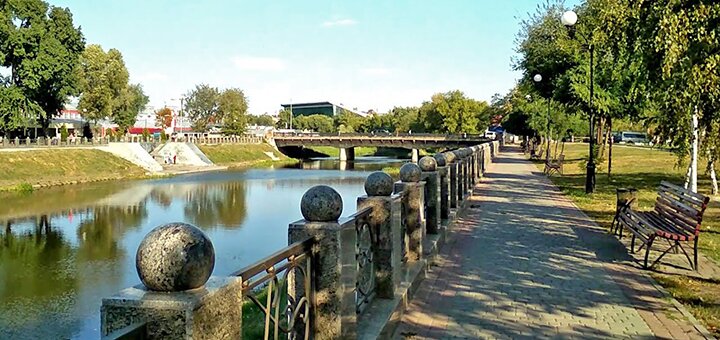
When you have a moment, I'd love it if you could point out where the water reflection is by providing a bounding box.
[0,156,401,338]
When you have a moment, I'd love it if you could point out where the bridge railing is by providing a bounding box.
[273,131,487,139]
[100,141,500,339]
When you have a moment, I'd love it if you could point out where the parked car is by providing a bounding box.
[484,130,497,139]
[613,131,648,145]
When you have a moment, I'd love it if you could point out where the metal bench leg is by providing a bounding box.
[676,241,694,271]
[630,234,636,253]
[643,236,655,269]
[694,238,699,271]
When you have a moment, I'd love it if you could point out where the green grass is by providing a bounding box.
[198,143,292,166]
[382,166,400,181]
[0,149,147,191]
[307,146,378,157]
[535,143,720,335]
[653,275,720,335]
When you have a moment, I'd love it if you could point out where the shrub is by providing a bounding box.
[60,125,69,142]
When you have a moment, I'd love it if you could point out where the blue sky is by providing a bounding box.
[51,0,579,114]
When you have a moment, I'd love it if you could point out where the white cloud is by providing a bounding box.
[322,18,357,27]
[231,56,286,71]
[359,67,394,76]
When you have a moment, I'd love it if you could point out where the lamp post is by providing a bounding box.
[562,10,595,194]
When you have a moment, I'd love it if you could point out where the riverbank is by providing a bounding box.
[198,143,297,168]
[0,149,150,192]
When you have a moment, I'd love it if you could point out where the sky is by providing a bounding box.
[50,0,580,115]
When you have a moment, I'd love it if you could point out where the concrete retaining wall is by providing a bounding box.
[155,142,213,166]
[102,143,163,173]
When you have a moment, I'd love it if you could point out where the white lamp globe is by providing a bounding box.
[561,10,578,26]
[533,74,543,82]
[525,95,532,101]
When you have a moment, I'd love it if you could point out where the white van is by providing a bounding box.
[484,130,497,139]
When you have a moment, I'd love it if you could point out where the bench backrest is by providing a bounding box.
[653,181,711,236]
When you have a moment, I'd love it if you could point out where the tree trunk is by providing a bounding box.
[691,107,699,193]
[684,163,692,189]
[710,157,718,195]
[608,117,613,178]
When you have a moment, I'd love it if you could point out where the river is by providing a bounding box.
[0,156,403,339]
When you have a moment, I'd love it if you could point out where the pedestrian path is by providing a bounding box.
[395,149,705,339]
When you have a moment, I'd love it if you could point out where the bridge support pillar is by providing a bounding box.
[411,149,420,163]
[339,147,355,161]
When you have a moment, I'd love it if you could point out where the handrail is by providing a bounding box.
[231,236,313,279]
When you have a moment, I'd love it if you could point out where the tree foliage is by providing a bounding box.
[418,90,489,134]
[0,0,85,135]
[183,84,219,131]
[218,88,249,135]
[155,107,173,129]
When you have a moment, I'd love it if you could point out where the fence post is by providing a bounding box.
[453,150,464,204]
[419,156,440,234]
[289,185,357,339]
[100,223,242,339]
[357,172,401,299]
[393,163,425,262]
[446,152,458,209]
[434,153,450,220]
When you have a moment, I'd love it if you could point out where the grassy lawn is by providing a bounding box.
[307,146,377,157]
[534,143,720,334]
[0,149,146,192]
[199,143,293,167]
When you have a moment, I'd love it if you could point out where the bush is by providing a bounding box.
[160,131,168,142]
[60,125,69,142]
[142,128,151,140]
[15,182,34,193]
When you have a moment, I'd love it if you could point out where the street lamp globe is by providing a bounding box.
[533,74,543,83]
[561,10,578,27]
[525,94,532,101]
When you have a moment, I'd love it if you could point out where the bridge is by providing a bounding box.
[273,133,490,161]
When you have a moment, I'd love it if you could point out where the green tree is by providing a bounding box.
[248,114,275,126]
[333,109,367,133]
[217,88,248,135]
[276,108,292,129]
[0,0,85,135]
[388,106,420,133]
[114,83,149,133]
[76,45,129,123]
[418,90,486,134]
[294,114,334,133]
[183,84,219,131]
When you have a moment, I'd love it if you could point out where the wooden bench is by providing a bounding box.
[530,148,543,160]
[543,155,565,176]
[616,181,710,270]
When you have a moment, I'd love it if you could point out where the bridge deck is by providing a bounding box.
[394,149,704,339]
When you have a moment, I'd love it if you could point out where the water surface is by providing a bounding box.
[0,157,402,339]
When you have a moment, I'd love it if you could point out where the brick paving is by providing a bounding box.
[395,149,706,339]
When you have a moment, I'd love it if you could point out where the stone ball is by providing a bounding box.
[136,223,215,292]
[433,153,447,167]
[453,150,464,159]
[301,185,343,221]
[399,162,422,182]
[463,148,472,157]
[364,171,394,196]
[444,152,457,164]
[418,156,437,172]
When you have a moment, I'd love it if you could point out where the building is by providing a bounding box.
[280,101,366,117]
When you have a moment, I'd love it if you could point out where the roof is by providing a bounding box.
[280,101,334,109]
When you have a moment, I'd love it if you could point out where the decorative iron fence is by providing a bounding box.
[232,237,314,340]
[350,207,376,314]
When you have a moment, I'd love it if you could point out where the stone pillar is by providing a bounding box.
[358,172,402,298]
[419,156,440,234]
[289,186,357,339]
[339,147,355,161]
[411,148,420,163]
[434,153,450,220]
[446,152,458,209]
[102,223,242,339]
[393,163,425,262]
[454,150,464,203]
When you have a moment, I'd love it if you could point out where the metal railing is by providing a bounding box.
[350,207,376,314]
[232,237,314,340]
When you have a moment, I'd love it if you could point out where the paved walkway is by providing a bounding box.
[395,149,705,339]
